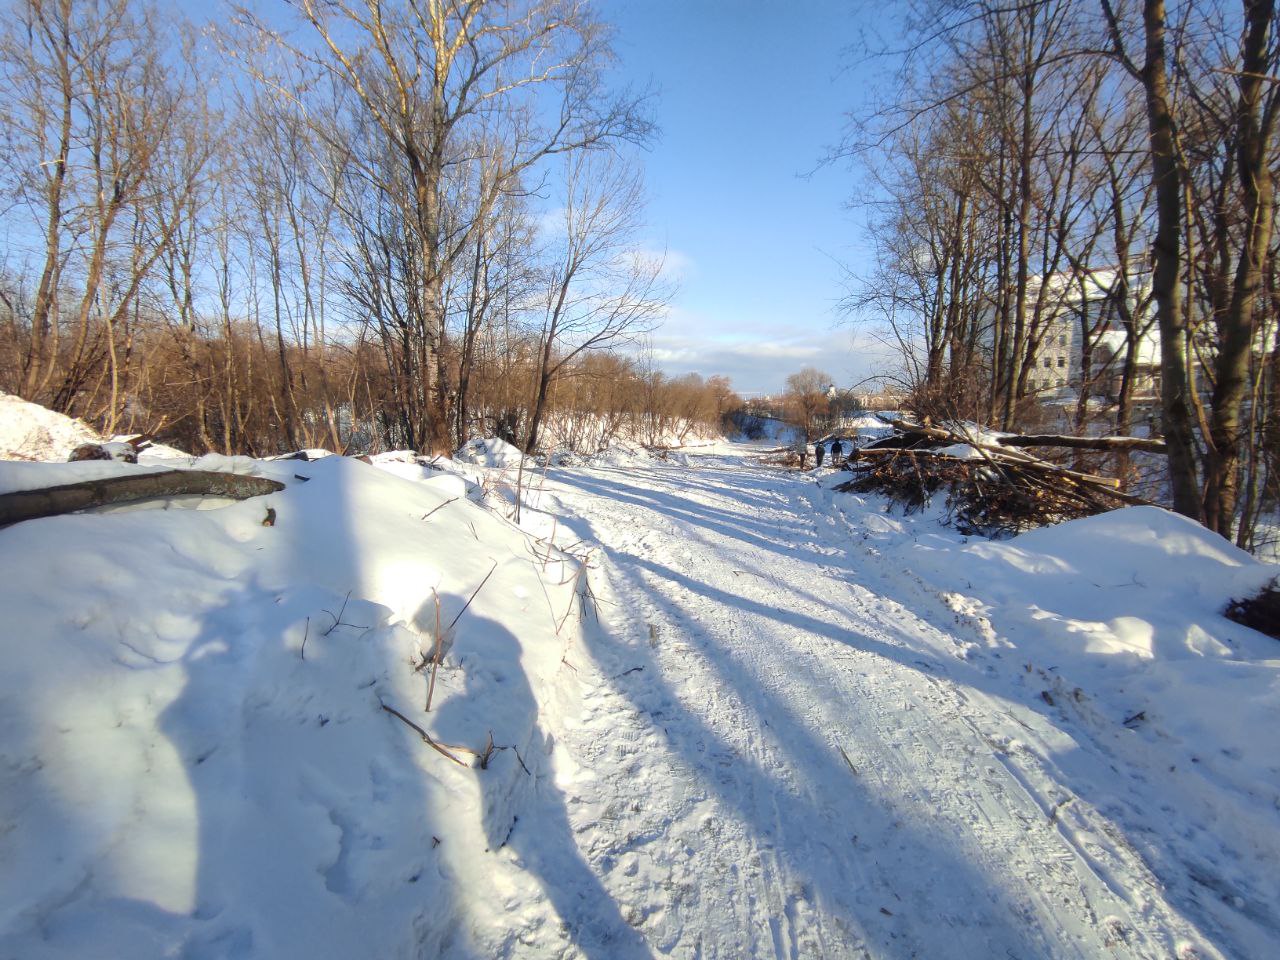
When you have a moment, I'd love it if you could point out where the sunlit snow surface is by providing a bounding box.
[1,438,1277,959]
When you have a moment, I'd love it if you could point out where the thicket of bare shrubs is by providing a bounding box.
[0,309,736,456]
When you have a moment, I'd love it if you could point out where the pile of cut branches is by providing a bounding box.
[1225,577,1280,640]
[833,419,1153,538]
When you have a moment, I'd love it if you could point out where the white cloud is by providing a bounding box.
[626,321,895,396]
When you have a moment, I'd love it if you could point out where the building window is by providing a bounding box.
[1057,356,1065,368]
[1043,357,1052,368]
[1059,334,1067,346]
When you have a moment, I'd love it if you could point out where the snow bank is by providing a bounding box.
[843,412,892,432]
[0,454,586,957]
[821,485,1280,950]
[0,392,99,461]
[0,391,195,463]
[593,438,655,468]
[455,436,530,469]
[831,494,1279,788]
[945,508,1280,794]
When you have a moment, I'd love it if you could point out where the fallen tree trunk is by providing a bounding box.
[871,420,1125,488]
[881,418,1165,456]
[0,470,285,528]
[996,433,1167,454]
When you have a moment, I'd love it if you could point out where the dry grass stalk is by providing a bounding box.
[380,702,469,766]
[424,590,443,711]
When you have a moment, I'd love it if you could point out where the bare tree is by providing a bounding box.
[524,154,670,452]
[784,367,833,443]
[0,0,207,423]
[233,0,651,453]
[1101,0,1201,517]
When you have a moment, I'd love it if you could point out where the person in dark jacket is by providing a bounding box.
[814,440,826,468]
[830,438,844,465]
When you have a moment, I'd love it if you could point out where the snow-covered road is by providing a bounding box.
[513,447,1224,959]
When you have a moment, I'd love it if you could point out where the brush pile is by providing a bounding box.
[1225,577,1280,640]
[833,419,1154,538]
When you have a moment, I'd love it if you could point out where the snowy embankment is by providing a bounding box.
[0,390,191,462]
[0,392,100,460]
[0,445,589,957]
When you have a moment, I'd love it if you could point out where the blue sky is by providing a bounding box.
[599,0,885,396]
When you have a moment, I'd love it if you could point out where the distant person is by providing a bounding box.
[830,438,844,465]
[793,434,808,469]
[814,441,826,468]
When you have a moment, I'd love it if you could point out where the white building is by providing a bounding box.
[1001,269,1160,405]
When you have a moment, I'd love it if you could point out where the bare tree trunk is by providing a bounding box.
[1105,0,1202,517]
[1204,0,1278,538]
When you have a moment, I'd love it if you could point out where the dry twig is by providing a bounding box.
[380,703,468,766]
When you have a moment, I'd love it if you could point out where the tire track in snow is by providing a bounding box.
[530,450,1215,959]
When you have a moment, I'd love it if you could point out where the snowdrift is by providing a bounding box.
[0,391,100,461]
[454,436,530,469]
[1,390,191,463]
[826,490,1280,794]
[947,507,1280,798]
[822,483,1280,951]
[0,453,587,957]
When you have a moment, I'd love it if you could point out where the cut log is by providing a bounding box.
[0,470,285,528]
[882,418,1166,457]
[996,434,1167,454]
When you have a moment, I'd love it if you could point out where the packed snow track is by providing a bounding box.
[509,446,1239,960]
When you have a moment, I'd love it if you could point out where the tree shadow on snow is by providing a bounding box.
[152,456,460,959]
[548,459,1205,958]
[431,618,652,960]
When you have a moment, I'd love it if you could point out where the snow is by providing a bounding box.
[0,391,99,461]
[592,438,656,468]
[842,413,891,431]
[2,422,1278,959]
[0,390,194,464]
[934,441,983,459]
[0,453,586,958]
[815,485,1280,958]
[455,436,530,469]
[521,451,1278,957]
[892,504,1280,809]
[109,435,191,461]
